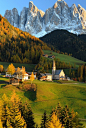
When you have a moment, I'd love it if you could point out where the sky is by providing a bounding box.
[0,0,86,16]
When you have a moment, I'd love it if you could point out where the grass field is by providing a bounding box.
[0,76,86,127]
[43,50,86,68]
[0,61,35,71]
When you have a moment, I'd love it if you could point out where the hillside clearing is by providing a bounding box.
[43,50,86,68]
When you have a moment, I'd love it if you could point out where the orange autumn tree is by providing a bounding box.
[0,65,4,73]
[30,72,34,85]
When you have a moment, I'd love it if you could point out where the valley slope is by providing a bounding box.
[40,29,86,61]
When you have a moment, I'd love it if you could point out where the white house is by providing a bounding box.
[6,72,12,77]
[39,73,52,81]
[14,72,28,81]
[6,67,28,81]
[45,73,52,81]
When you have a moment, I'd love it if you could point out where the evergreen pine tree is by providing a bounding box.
[19,102,35,128]
[1,94,10,128]
[55,103,62,120]
[40,111,48,128]
[71,110,84,128]
[9,92,26,128]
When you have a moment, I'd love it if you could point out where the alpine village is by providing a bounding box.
[1,0,86,128]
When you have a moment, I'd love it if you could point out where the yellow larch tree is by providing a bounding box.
[10,91,26,128]
[30,72,34,85]
[46,112,64,128]
[21,66,26,81]
[16,67,21,82]
[7,63,15,77]
[0,65,4,72]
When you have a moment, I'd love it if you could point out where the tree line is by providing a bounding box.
[69,64,86,82]
[35,56,73,73]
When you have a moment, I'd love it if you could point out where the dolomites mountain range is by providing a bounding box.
[4,0,86,37]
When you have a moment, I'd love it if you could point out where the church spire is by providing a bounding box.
[53,59,56,70]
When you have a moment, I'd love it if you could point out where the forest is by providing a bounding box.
[40,29,86,61]
[0,15,50,64]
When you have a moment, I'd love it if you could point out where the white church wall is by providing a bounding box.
[59,70,65,77]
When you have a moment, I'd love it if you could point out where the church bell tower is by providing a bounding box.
[52,60,56,79]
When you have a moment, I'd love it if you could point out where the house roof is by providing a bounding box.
[28,72,37,75]
[13,72,28,75]
[45,73,52,76]
[48,55,55,58]
[55,70,63,75]
[40,73,45,76]
[40,73,52,77]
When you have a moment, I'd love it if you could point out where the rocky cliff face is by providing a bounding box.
[4,8,19,28]
[4,0,86,37]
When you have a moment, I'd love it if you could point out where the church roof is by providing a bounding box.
[55,70,62,75]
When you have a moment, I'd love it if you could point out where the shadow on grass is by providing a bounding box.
[24,90,36,101]
[1,84,6,88]
[0,80,9,88]
[0,80,9,84]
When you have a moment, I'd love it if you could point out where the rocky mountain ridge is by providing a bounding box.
[4,0,86,37]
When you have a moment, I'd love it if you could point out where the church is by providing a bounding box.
[39,60,65,81]
[52,60,65,80]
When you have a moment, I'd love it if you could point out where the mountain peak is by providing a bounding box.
[29,1,33,4]
[77,4,86,11]
[4,0,86,37]
[58,0,64,1]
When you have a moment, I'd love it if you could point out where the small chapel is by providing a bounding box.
[52,60,65,80]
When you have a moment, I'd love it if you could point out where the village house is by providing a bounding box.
[39,73,52,81]
[48,55,55,59]
[6,67,28,81]
[43,54,55,59]
[43,54,48,58]
[10,78,19,85]
[14,72,28,81]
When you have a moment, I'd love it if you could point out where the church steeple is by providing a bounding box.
[52,60,56,79]
[52,60,56,70]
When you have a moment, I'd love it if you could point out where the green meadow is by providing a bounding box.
[43,50,86,68]
[0,75,86,127]
[0,61,35,71]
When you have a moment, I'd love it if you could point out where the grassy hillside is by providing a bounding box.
[40,29,86,61]
[0,76,86,127]
[0,61,35,72]
[43,50,86,68]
